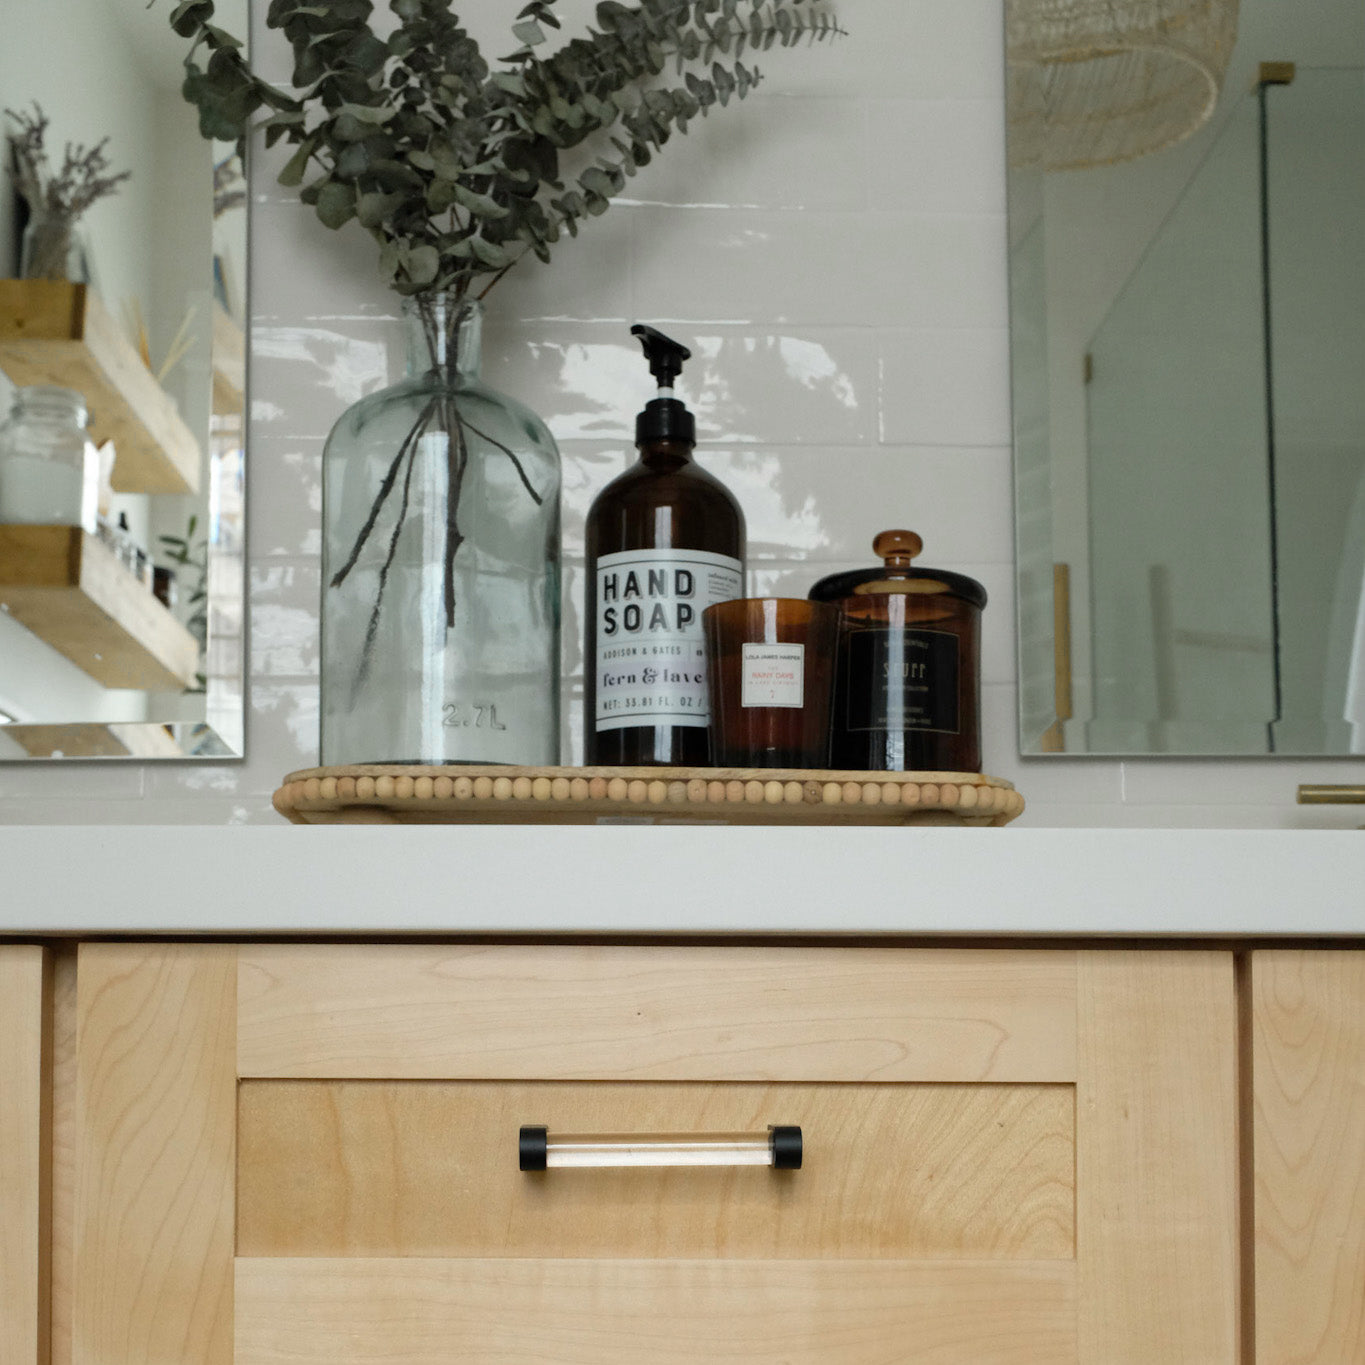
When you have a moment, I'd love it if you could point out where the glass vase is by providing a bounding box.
[19,212,91,282]
[320,293,561,766]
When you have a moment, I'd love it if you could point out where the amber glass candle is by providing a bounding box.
[702,598,840,767]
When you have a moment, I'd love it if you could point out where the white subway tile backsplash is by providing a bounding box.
[1010,801,1316,829]
[250,322,389,439]
[3,0,1346,832]
[861,215,1011,330]
[629,209,880,327]
[248,437,323,558]
[250,202,392,322]
[628,209,1007,330]
[700,446,1014,563]
[767,0,1006,102]
[871,100,1009,216]
[620,96,870,213]
[0,796,281,825]
[484,325,876,448]
[0,762,145,802]
[249,561,321,678]
[879,329,1013,447]
[1120,757,1365,811]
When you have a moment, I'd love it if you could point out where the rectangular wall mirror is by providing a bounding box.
[0,0,246,760]
[1008,0,1364,755]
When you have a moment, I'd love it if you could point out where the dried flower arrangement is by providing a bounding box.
[4,103,131,280]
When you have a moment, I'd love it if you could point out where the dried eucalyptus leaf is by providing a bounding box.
[405,243,440,285]
[164,0,843,296]
[451,183,510,219]
[276,135,317,187]
[169,0,214,38]
[316,180,357,228]
[356,189,407,227]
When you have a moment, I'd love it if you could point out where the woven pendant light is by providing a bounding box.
[1006,0,1240,171]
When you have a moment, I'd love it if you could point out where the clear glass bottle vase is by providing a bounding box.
[320,293,561,766]
[19,212,92,283]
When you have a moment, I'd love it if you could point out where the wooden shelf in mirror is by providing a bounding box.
[0,279,201,494]
[2,721,185,758]
[211,301,244,416]
[0,524,200,690]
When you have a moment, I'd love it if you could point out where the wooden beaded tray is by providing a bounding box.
[273,765,1024,827]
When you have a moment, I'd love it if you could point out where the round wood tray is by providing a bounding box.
[273,765,1024,827]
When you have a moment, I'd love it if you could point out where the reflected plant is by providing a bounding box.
[159,514,209,694]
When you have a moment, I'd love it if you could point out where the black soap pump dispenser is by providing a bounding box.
[583,324,746,765]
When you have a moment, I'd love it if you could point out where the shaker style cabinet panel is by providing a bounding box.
[69,944,1239,1365]
[1252,951,1365,1363]
[0,945,49,1365]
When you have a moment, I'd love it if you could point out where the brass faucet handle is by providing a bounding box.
[1297,785,1365,805]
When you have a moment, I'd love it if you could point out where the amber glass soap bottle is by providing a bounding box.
[584,326,745,764]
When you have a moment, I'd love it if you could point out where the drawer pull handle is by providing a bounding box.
[518,1125,802,1171]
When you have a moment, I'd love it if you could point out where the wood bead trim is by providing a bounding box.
[273,765,1024,827]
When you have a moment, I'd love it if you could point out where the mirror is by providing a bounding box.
[0,0,246,760]
[1008,0,1365,755]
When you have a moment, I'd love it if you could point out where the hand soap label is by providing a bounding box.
[594,548,742,731]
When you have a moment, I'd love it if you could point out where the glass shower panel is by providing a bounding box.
[1086,94,1274,752]
[1264,69,1365,754]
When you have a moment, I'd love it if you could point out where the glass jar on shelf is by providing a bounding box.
[0,385,99,531]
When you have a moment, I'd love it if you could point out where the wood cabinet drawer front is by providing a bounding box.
[237,943,1078,1082]
[72,944,1239,1365]
[235,1258,1077,1365]
[238,1079,1075,1259]
[0,946,48,1365]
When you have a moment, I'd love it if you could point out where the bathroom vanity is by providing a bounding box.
[2,825,1363,1363]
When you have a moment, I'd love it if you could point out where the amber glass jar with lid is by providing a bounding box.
[809,530,986,772]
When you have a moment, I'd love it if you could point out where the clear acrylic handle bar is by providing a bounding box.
[519,1125,802,1171]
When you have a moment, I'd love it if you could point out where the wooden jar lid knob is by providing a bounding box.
[873,529,922,567]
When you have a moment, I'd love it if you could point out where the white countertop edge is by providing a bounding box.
[2,825,1362,937]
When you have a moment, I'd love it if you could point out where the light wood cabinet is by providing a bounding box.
[1,939,1350,1361]
[66,943,1240,1364]
[0,945,49,1365]
[1252,950,1365,1363]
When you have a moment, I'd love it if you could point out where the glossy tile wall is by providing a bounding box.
[0,0,1355,828]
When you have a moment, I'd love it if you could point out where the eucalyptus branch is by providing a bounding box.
[458,414,543,504]
[162,0,842,298]
[353,397,426,697]
[329,393,437,588]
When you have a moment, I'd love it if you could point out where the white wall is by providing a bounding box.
[0,0,1360,828]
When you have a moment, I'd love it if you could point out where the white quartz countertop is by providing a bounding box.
[1,825,1362,937]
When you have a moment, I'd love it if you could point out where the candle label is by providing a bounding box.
[741,643,805,708]
[595,548,742,730]
[845,628,960,734]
